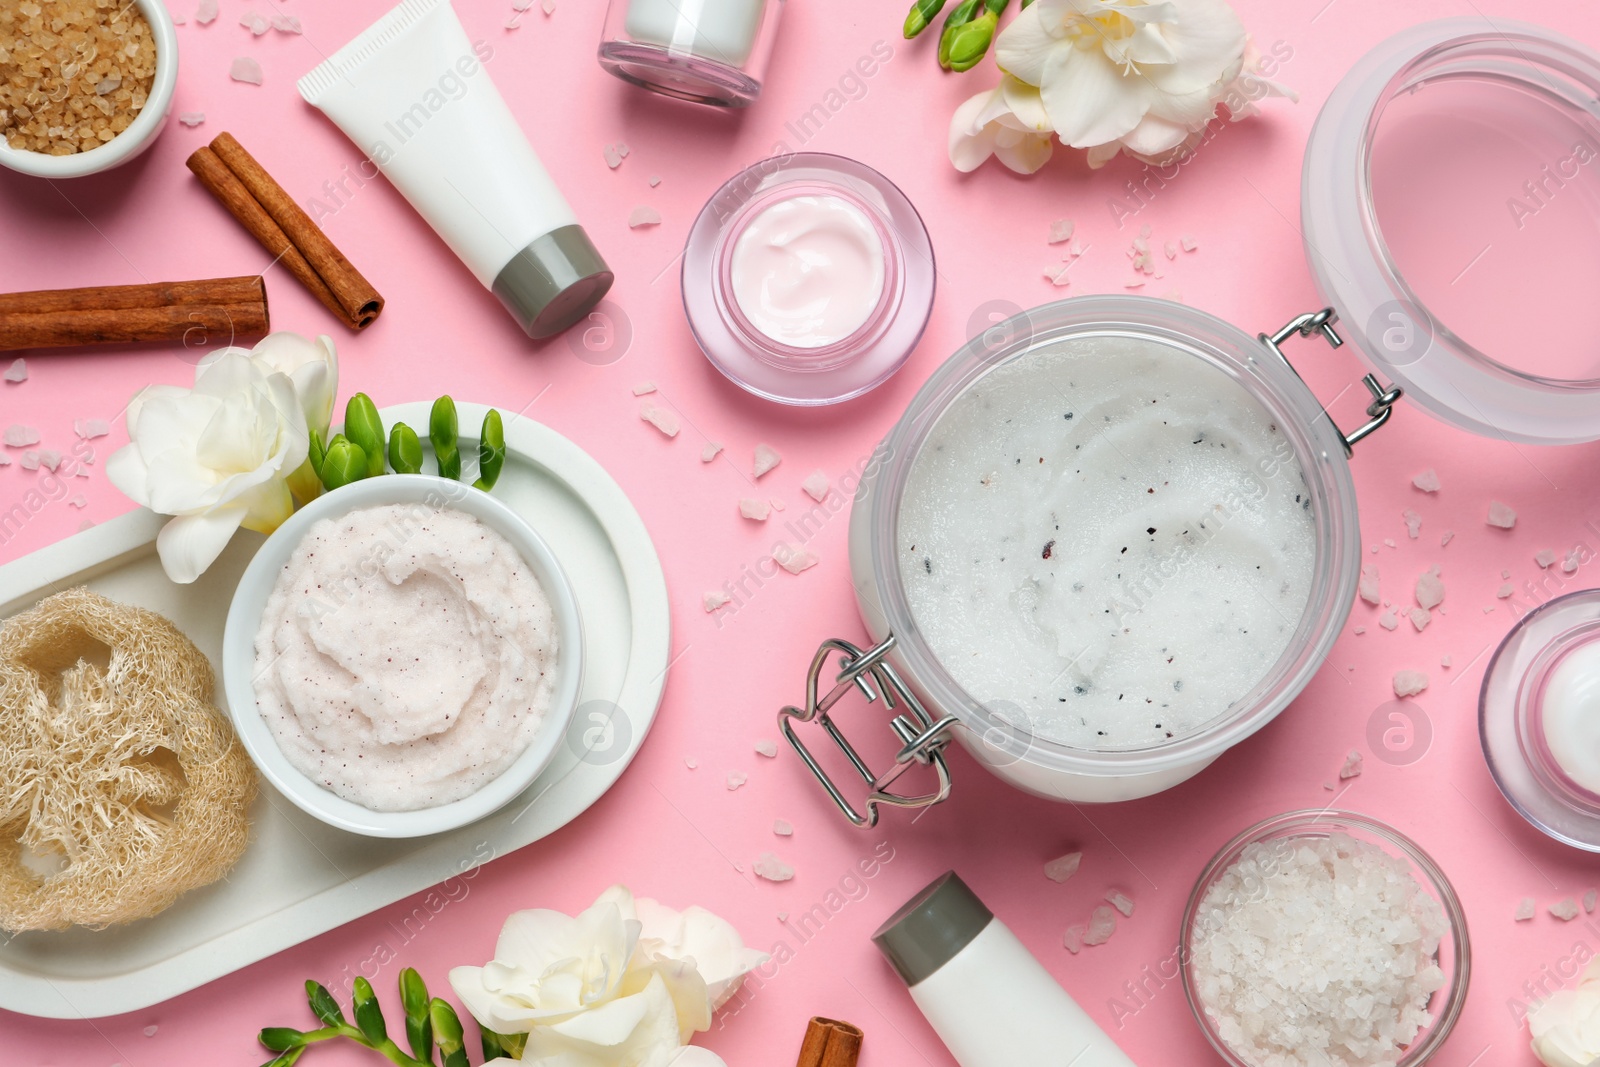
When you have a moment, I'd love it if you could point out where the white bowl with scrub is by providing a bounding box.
[222,475,584,838]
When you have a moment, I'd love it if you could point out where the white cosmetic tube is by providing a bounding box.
[299,0,611,339]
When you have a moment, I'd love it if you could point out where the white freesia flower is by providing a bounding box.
[106,333,335,585]
[1530,959,1600,1067]
[449,886,767,1067]
[243,332,338,503]
[949,76,1054,175]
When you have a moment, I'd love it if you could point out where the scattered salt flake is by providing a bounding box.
[752,443,781,478]
[684,757,698,770]
[504,16,521,28]
[1044,852,1082,883]
[1416,566,1444,609]
[754,739,778,758]
[76,518,94,532]
[1324,780,1336,790]
[67,494,86,509]
[1536,549,1557,569]
[772,542,819,575]
[1105,890,1135,917]
[603,143,629,169]
[1358,563,1380,605]
[703,590,730,612]
[0,454,9,466]
[1047,218,1075,244]
[753,852,795,882]
[701,442,723,462]
[1378,609,1398,631]
[801,470,830,502]
[1383,538,1397,548]
[1503,569,1513,579]
[773,819,793,836]
[776,911,788,922]
[1487,501,1517,528]
[1412,468,1441,492]
[37,449,61,471]
[1498,583,1515,598]
[1353,625,1366,635]
[240,12,269,35]
[1393,670,1429,698]
[195,0,217,24]
[1164,241,1177,260]
[628,206,662,229]
[177,111,206,126]
[639,402,679,437]
[1441,655,1452,668]
[631,381,657,396]
[1043,264,1072,287]
[1483,605,1496,614]
[1402,508,1422,539]
[770,498,785,512]
[4,424,40,446]
[19,451,40,470]
[74,418,110,439]
[143,1025,158,1038]
[271,13,302,33]
[1063,925,1086,955]
[1586,889,1597,913]
[1181,235,1198,252]
[1082,905,1117,946]
[1553,898,1582,921]
[1515,898,1536,921]
[649,176,662,187]
[726,772,747,790]
[1339,749,1363,779]
[542,0,555,13]
[173,11,185,24]
[1139,223,1152,239]
[1440,529,1455,547]
[1564,548,1582,575]
[4,359,26,382]
[1408,607,1431,631]
[229,57,264,85]
[738,497,771,521]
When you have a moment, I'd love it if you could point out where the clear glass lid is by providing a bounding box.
[1303,19,1600,444]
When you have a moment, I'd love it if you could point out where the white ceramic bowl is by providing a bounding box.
[222,475,585,838]
[0,0,179,178]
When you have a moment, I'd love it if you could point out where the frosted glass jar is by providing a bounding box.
[598,0,782,108]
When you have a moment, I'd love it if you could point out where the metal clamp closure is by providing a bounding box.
[1260,308,1403,456]
[778,634,956,828]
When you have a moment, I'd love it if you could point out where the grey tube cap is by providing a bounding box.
[872,871,994,988]
[491,224,614,340]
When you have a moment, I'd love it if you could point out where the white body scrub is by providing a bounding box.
[1542,639,1600,794]
[897,336,1316,748]
[254,503,558,811]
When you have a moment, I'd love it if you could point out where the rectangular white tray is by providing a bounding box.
[0,407,670,1019]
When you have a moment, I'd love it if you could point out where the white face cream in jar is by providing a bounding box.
[598,0,782,107]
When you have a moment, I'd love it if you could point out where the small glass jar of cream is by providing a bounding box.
[1482,588,1600,851]
[598,0,783,108]
[682,153,935,406]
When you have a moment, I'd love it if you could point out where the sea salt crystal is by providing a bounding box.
[726,772,747,790]
[272,13,302,33]
[773,819,793,836]
[1586,889,1597,913]
[1379,609,1398,631]
[1105,890,1135,917]
[632,381,657,395]
[37,449,61,471]
[74,418,110,440]
[4,424,40,446]
[178,112,206,126]
[770,498,785,512]
[67,494,86,509]
[703,591,730,612]
[684,757,698,770]
[1044,852,1082,883]
[1552,898,1581,921]
[1339,749,1363,779]
[739,498,771,521]
[649,176,662,187]
[701,442,723,462]
[196,0,217,24]
[1063,925,1086,954]
[1043,265,1072,287]
[603,143,629,169]
[1412,468,1441,492]
[143,1025,158,1037]
[1393,670,1429,697]
[1536,549,1557,569]
[1564,548,1582,574]
[639,403,679,437]
[1415,566,1444,609]
[1515,897,1537,920]
[755,740,778,758]
[1409,607,1431,631]
[1498,583,1514,598]
[753,443,782,478]
[229,57,264,85]
[1487,501,1517,528]
[801,470,830,502]
[1181,235,1198,252]
[1440,530,1455,547]
[1139,224,1152,239]
[1384,538,1397,549]
[4,359,26,382]
[772,542,818,575]
[19,451,40,470]
[0,454,10,466]
[1402,508,1422,539]
[240,12,269,35]
[753,852,795,882]
[628,206,662,228]
[1047,219,1075,244]
[542,0,556,13]
[1082,905,1117,946]
[1359,564,1380,605]
[1354,625,1366,635]
[1441,655,1452,668]
[1164,241,1178,260]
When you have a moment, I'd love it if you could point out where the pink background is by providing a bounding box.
[5,0,1600,1063]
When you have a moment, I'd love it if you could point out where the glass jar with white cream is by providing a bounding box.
[682,153,935,406]
[598,0,783,108]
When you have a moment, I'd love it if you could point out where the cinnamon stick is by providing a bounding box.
[0,277,269,350]
[188,132,383,331]
[796,1016,863,1067]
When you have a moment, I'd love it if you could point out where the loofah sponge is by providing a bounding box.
[0,587,256,932]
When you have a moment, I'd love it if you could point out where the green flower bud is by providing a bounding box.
[903,0,946,38]
[259,1028,307,1052]
[351,977,386,1045]
[938,0,981,68]
[399,968,433,1060]
[320,435,368,491]
[305,981,345,1027]
[430,396,461,482]
[473,409,506,491]
[307,428,326,478]
[344,393,386,478]
[945,10,997,71]
[389,423,424,475]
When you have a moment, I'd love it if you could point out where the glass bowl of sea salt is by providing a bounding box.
[1181,810,1470,1067]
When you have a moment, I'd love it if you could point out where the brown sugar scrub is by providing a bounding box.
[0,588,256,932]
[0,0,157,155]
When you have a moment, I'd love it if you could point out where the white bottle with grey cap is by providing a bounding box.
[873,871,1138,1067]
